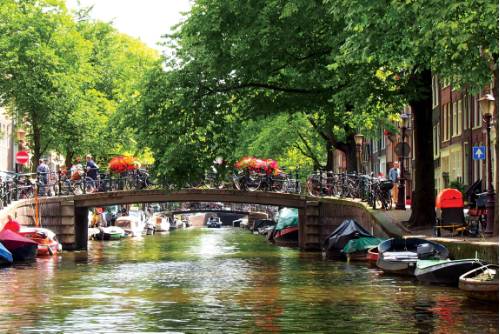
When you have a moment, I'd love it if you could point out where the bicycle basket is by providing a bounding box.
[380,180,394,191]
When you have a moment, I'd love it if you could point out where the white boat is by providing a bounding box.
[148,214,171,232]
[115,216,145,237]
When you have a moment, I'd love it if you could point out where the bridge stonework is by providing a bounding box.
[0,189,397,251]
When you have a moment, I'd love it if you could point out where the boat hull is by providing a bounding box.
[10,244,38,262]
[0,242,13,266]
[377,258,416,276]
[415,259,485,286]
[459,264,499,302]
[367,247,379,262]
[273,226,298,247]
[346,251,369,261]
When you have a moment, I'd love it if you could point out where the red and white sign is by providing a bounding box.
[15,151,30,165]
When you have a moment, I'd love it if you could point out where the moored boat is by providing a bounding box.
[415,258,486,286]
[0,229,38,261]
[376,238,449,276]
[273,208,298,247]
[344,237,384,261]
[115,216,145,237]
[459,264,499,302]
[323,219,382,260]
[94,226,126,240]
[367,246,379,262]
[19,227,62,256]
[0,242,13,266]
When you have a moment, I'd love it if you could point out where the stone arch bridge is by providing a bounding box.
[0,189,395,251]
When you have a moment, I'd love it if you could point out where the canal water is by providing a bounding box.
[0,228,497,333]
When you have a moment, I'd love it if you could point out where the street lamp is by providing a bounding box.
[354,133,364,173]
[396,113,410,210]
[479,93,495,235]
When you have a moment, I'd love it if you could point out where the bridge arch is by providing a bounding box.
[2,189,394,251]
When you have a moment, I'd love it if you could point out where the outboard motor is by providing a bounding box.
[417,243,436,259]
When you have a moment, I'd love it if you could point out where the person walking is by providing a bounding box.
[37,159,50,196]
[388,161,400,205]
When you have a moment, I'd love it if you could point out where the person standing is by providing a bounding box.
[85,154,99,180]
[37,159,50,196]
[388,161,400,205]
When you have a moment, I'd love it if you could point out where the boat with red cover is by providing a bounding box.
[0,229,38,261]
[273,226,299,247]
[19,227,62,256]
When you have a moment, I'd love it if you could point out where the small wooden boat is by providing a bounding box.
[207,217,222,228]
[0,242,13,266]
[367,247,379,262]
[376,238,449,276]
[19,227,62,256]
[93,226,126,240]
[459,264,499,302]
[0,229,38,261]
[415,259,486,286]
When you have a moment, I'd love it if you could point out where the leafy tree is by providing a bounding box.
[136,0,402,185]
[0,0,92,166]
[332,0,498,227]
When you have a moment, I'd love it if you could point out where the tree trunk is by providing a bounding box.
[32,123,41,172]
[65,150,74,168]
[335,135,357,173]
[493,65,498,236]
[325,140,335,171]
[408,70,436,227]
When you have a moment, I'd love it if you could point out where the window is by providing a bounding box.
[443,103,451,141]
[473,96,481,128]
[452,101,458,137]
[463,97,470,130]
[457,99,462,135]
[433,125,440,158]
[432,76,440,108]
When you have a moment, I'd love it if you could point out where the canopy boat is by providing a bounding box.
[323,219,380,260]
[0,229,38,261]
[376,238,449,276]
[343,237,385,261]
[367,246,379,262]
[415,258,486,285]
[153,215,171,232]
[115,216,145,237]
[18,227,62,256]
[459,264,499,302]
[0,242,13,266]
[273,208,298,247]
[207,217,222,228]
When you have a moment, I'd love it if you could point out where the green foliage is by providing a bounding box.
[449,179,466,196]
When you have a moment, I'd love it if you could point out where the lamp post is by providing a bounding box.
[354,133,364,174]
[396,113,410,210]
[479,93,496,235]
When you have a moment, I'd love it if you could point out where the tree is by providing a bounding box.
[0,0,92,166]
[331,0,498,227]
[135,0,402,185]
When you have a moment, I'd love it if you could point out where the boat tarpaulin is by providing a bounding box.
[275,208,298,231]
[0,229,37,251]
[323,219,373,254]
[342,237,385,254]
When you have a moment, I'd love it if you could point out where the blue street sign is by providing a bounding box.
[473,146,486,160]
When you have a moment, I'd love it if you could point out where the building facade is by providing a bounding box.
[0,107,14,172]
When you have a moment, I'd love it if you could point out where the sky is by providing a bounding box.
[66,0,192,51]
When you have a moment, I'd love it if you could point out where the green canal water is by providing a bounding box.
[0,228,497,333]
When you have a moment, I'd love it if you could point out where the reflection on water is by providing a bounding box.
[0,228,497,333]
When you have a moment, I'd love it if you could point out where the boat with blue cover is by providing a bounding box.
[0,241,13,266]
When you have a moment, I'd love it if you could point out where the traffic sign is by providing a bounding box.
[472,146,486,160]
[395,142,411,158]
[15,151,30,165]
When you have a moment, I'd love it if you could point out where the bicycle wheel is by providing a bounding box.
[245,174,261,192]
[306,177,319,196]
[84,177,96,193]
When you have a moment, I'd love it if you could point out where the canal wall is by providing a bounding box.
[0,196,79,250]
